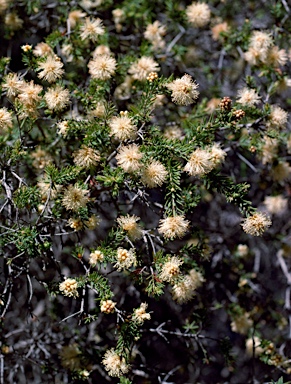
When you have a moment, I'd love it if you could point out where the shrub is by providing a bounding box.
[1,0,291,383]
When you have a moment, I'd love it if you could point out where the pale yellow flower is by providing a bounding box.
[246,336,264,357]
[171,268,204,303]
[68,218,83,231]
[112,8,124,32]
[80,17,105,42]
[18,81,43,107]
[89,250,104,265]
[116,144,143,173]
[244,47,262,66]
[31,148,53,170]
[100,300,116,314]
[37,179,61,201]
[211,22,229,41]
[109,115,137,141]
[102,349,129,377]
[62,185,89,211]
[88,54,117,80]
[0,0,9,14]
[266,46,288,67]
[21,44,32,52]
[33,42,53,57]
[237,244,249,257]
[264,195,288,215]
[249,30,273,62]
[188,268,205,289]
[61,43,74,62]
[163,125,184,140]
[186,2,211,28]
[57,120,69,137]
[144,21,166,50]
[92,45,111,57]
[85,215,100,230]
[205,98,221,114]
[117,214,143,240]
[231,313,253,335]
[44,85,70,111]
[184,148,214,177]
[115,248,137,271]
[68,215,99,232]
[144,20,166,41]
[67,10,86,29]
[171,276,196,304]
[73,146,101,168]
[158,215,190,239]
[241,212,271,236]
[88,101,106,119]
[236,87,260,106]
[0,107,13,132]
[59,278,79,298]
[37,55,64,83]
[133,303,151,324]
[160,256,183,283]
[260,136,278,165]
[81,0,103,9]
[2,73,24,98]
[4,12,23,31]
[267,105,288,129]
[166,74,199,105]
[140,159,168,188]
[209,143,226,166]
[128,56,159,81]
[271,161,291,182]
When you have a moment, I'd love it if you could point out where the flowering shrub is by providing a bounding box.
[1,0,291,383]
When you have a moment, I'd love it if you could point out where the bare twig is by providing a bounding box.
[0,353,4,384]
[237,152,258,173]
[59,310,82,323]
[166,25,185,54]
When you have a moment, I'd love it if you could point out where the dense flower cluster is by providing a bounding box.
[62,185,89,211]
[89,250,104,265]
[140,159,168,188]
[172,269,205,304]
[117,214,143,240]
[128,56,159,81]
[132,303,151,324]
[159,256,183,283]
[242,212,272,236]
[186,2,211,28]
[116,144,143,172]
[102,349,129,377]
[2,1,291,382]
[166,74,199,105]
[158,215,190,239]
[100,300,116,314]
[115,248,137,271]
[109,114,137,141]
[59,278,79,298]
[184,148,215,177]
[88,54,117,80]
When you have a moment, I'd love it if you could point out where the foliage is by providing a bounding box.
[0,0,291,383]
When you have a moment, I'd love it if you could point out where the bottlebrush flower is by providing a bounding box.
[186,2,211,28]
[59,278,79,298]
[116,144,143,173]
[241,212,271,236]
[62,185,89,212]
[166,74,199,105]
[158,215,190,239]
